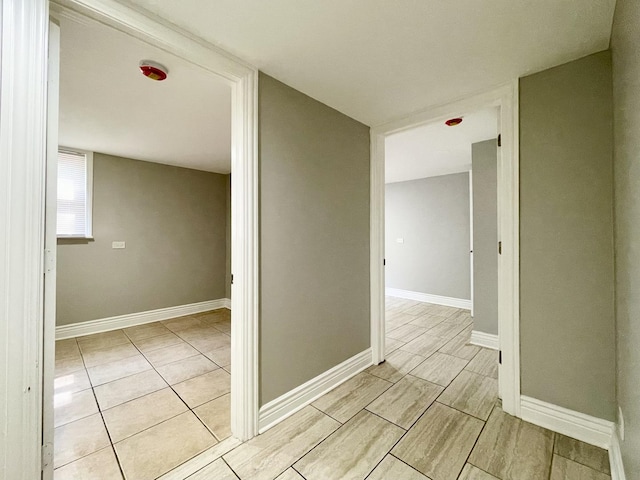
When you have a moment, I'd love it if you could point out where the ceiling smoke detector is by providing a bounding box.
[445,117,463,127]
[139,60,168,81]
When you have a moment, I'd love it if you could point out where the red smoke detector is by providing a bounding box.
[445,117,463,127]
[139,60,168,81]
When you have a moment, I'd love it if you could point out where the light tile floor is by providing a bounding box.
[54,300,611,480]
[53,308,232,479]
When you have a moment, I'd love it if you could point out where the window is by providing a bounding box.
[57,149,93,238]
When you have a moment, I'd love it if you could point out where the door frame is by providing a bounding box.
[0,1,50,478]
[50,0,261,441]
[469,170,474,318]
[1,0,260,475]
[370,82,521,417]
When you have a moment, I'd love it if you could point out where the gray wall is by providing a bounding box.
[57,153,228,326]
[385,173,470,300]
[472,140,498,335]
[259,73,371,405]
[519,51,616,421]
[612,0,640,475]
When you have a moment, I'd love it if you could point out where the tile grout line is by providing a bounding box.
[157,310,233,474]
[553,451,612,477]
[137,313,233,476]
[361,375,449,480]
[221,456,241,480]
[373,301,492,478]
[551,431,611,476]
[309,404,344,425]
[81,340,127,479]
[388,452,436,479]
[294,405,410,480]
[303,323,471,480]
[547,432,557,480]
[56,310,231,478]
[457,401,496,479]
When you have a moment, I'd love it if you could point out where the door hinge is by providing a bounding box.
[41,442,53,470]
[498,241,502,255]
[499,351,502,365]
[44,248,55,273]
[230,274,234,285]
[498,134,502,147]
[383,258,386,266]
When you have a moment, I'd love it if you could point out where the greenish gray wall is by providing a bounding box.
[611,0,640,475]
[259,73,370,405]
[56,153,228,326]
[472,139,498,335]
[519,51,616,420]
[385,173,470,300]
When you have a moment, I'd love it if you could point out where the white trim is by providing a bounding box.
[497,81,521,417]
[386,288,471,310]
[229,50,260,443]
[371,82,520,417]
[470,330,499,350]
[520,396,614,450]
[42,18,61,478]
[370,133,386,366]
[55,299,231,340]
[0,0,49,478]
[469,169,474,317]
[609,427,627,480]
[258,349,373,433]
[44,0,259,449]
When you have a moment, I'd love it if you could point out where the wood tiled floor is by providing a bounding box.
[54,299,611,480]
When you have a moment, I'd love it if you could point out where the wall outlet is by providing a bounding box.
[396,238,404,244]
[618,406,625,441]
[112,241,126,249]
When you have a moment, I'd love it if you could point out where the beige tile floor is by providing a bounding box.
[54,299,611,480]
[53,308,232,480]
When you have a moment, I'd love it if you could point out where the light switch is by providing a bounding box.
[112,241,126,249]
[396,238,404,244]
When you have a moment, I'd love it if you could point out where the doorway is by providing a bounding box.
[41,1,259,478]
[49,12,235,478]
[370,84,521,417]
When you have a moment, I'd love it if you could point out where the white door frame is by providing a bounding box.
[370,82,521,417]
[1,0,259,475]
[0,1,50,478]
[51,0,261,441]
[469,170,474,318]
[42,18,61,478]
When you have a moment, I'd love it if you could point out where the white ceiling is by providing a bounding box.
[385,108,498,184]
[59,15,231,173]
[123,0,615,126]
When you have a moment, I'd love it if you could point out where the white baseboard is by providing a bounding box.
[520,396,614,450]
[258,348,373,433]
[56,298,231,340]
[470,330,499,350]
[608,427,627,480]
[386,287,471,310]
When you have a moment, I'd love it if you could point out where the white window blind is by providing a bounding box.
[57,149,93,237]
